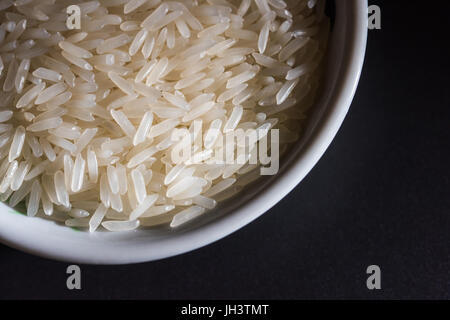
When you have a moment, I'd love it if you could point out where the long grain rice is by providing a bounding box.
[0,0,328,231]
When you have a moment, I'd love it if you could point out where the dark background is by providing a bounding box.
[1,0,450,299]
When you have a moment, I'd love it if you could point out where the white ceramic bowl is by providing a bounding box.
[0,0,367,264]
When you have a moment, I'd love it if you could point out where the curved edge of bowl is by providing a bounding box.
[0,0,368,264]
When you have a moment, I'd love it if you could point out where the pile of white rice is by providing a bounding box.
[0,0,328,231]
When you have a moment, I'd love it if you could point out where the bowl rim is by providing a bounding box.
[0,0,368,264]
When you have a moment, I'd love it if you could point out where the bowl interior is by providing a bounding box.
[0,0,367,264]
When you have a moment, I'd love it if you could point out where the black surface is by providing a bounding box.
[1,0,450,299]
